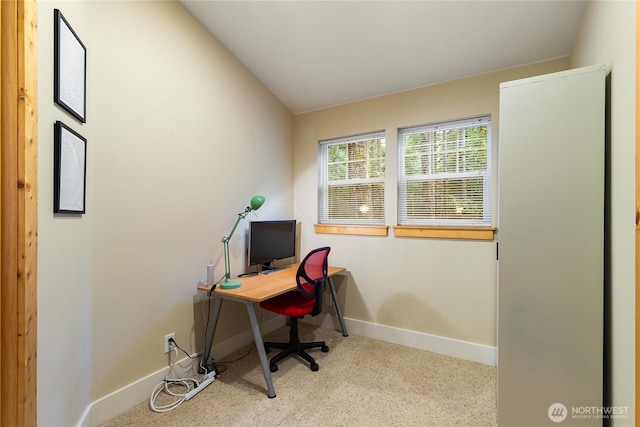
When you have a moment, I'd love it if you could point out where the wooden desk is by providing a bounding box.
[197,264,347,398]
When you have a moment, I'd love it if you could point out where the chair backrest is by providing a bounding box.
[296,247,331,316]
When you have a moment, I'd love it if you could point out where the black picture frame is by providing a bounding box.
[54,121,87,214]
[54,9,87,123]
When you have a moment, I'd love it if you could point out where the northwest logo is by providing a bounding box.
[548,403,568,423]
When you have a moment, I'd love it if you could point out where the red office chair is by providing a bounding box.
[260,247,331,372]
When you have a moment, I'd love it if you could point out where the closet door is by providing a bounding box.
[498,64,606,426]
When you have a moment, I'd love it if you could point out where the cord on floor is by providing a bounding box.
[149,339,216,412]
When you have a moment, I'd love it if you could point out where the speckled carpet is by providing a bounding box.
[102,323,496,426]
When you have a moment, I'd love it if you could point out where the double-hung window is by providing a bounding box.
[398,116,491,227]
[318,132,386,225]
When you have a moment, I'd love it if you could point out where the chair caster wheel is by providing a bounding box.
[270,364,278,373]
[321,345,329,353]
[310,363,319,371]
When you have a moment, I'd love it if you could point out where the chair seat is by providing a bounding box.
[259,291,315,318]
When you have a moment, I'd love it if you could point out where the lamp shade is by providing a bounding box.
[249,195,265,211]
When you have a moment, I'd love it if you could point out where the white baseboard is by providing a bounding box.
[78,314,495,426]
[307,314,496,367]
[76,315,286,427]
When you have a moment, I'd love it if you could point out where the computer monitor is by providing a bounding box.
[248,220,296,271]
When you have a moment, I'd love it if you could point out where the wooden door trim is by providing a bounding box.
[0,1,38,425]
[635,0,640,420]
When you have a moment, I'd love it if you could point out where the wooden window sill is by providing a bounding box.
[393,226,496,240]
[313,224,495,240]
[314,224,389,236]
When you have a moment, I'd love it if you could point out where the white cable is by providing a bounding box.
[149,344,211,412]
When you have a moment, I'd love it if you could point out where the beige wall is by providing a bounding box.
[37,1,293,425]
[38,2,94,424]
[571,0,636,423]
[292,58,569,346]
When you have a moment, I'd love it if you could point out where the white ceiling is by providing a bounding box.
[180,1,587,114]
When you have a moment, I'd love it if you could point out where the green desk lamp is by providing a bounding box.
[220,195,265,289]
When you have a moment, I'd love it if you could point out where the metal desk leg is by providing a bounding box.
[244,301,276,398]
[202,296,223,373]
[328,277,348,336]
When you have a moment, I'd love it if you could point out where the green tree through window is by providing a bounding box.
[399,117,491,226]
[319,132,385,224]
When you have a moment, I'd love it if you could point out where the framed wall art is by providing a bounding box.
[54,9,87,123]
[54,121,87,214]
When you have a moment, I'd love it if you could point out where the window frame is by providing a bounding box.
[397,116,492,227]
[318,131,386,226]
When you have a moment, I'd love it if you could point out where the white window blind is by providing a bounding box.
[318,131,386,225]
[398,116,491,226]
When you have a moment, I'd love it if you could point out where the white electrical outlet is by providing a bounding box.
[164,333,175,353]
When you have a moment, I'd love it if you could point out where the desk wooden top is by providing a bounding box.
[197,264,346,302]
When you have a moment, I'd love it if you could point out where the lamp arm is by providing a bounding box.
[222,209,253,242]
[221,209,251,280]
[219,193,264,283]
[223,238,231,280]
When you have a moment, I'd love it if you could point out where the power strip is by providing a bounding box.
[185,372,216,401]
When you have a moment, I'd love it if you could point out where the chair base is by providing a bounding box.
[263,318,329,372]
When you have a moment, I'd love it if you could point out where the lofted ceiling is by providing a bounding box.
[180,0,587,114]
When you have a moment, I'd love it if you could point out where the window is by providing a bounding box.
[398,116,491,226]
[318,131,386,225]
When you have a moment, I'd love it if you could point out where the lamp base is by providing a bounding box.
[220,280,241,289]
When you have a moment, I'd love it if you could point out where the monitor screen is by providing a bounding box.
[248,220,296,269]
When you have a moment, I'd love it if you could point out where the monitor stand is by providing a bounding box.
[261,263,282,275]
[261,263,292,275]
